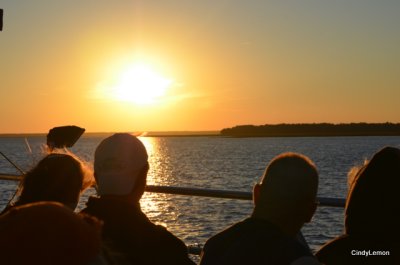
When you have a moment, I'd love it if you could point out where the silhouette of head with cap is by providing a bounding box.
[94,133,149,201]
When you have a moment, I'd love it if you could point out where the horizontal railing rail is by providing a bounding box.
[0,173,346,207]
[145,185,346,207]
[0,173,22,181]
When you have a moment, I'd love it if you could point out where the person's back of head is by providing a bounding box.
[16,153,91,209]
[0,201,102,265]
[345,146,400,240]
[253,152,319,235]
[94,133,149,200]
[316,147,400,264]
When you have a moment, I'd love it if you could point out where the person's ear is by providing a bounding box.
[131,164,149,199]
[253,183,261,207]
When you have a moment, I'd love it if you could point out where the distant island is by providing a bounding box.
[220,123,400,137]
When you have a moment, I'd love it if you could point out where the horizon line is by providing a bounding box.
[0,130,221,137]
[2,122,400,136]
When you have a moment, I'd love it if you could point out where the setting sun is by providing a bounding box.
[113,64,172,105]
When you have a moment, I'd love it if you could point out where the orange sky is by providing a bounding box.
[1,1,400,133]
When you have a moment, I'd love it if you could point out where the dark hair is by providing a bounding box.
[345,146,400,239]
[15,153,92,209]
[0,202,102,265]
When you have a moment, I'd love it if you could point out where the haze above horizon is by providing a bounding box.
[1,1,399,134]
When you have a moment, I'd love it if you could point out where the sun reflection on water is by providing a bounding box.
[138,136,175,228]
[138,136,158,185]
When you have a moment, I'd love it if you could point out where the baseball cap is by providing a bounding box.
[94,133,148,195]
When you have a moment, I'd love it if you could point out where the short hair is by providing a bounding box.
[257,153,319,216]
[16,153,92,208]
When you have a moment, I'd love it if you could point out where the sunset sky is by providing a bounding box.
[1,1,399,133]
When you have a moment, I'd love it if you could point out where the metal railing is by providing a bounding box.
[0,173,345,207]
[145,185,346,207]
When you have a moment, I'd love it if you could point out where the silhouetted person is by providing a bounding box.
[0,201,104,265]
[200,152,320,265]
[316,146,400,264]
[81,133,195,265]
[2,153,92,214]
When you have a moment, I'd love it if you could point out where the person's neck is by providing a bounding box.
[251,211,302,237]
[99,194,140,207]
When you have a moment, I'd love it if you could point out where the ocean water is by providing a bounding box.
[1,135,400,254]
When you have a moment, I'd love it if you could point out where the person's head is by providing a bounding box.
[0,201,102,265]
[16,153,92,209]
[253,152,319,234]
[94,133,149,200]
[345,146,400,239]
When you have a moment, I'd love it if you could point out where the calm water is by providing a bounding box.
[1,135,400,253]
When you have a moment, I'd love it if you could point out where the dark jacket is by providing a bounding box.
[200,217,314,265]
[81,196,195,265]
[316,147,400,264]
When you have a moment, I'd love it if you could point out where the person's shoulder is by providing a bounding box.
[142,222,187,252]
[203,219,247,250]
[148,224,195,264]
[153,223,187,246]
[204,217,290,252]
[316,234,361,263]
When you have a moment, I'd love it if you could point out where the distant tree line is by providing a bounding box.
[220,123,400,137]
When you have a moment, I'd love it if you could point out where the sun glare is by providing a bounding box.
[114,64,172,105]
